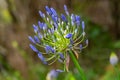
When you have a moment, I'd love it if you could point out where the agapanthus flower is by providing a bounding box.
[29,5,88,71]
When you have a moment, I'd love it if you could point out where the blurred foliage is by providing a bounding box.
[0,9,12,23]
[0,70,23,80]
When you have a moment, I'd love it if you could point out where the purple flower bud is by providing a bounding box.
[64,5,69,15]
[75,15,80,26]
[43,23,47,30]
[34,35,40,43]
[38,32,43,39]
[59,53,64,59]
[52,15,58,22]
[45,6,52,15]
[29,44,38,52]
[65,33,72,39]
[39,11,45,18]
[75,15,80,21]
[33,24,38,33]
[28,36,36,44]
[38,21,43,29]
[45,45,55,53]
[50,8,57,16]
[71,14,75,22]
[80,44,83,50]
[82,21,85,30]
[61,14,67,22]
[38,52,47,64]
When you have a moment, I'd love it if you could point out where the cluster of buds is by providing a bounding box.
[29,5,88,71]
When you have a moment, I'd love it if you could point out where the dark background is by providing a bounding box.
[0,0,120,80]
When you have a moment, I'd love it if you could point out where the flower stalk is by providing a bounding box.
[69,50,86,80]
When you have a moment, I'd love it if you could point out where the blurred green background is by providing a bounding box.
[0,0,120,80]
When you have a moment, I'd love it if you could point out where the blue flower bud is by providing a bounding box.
[50,8,57,16]
[82,21,85,31]
[71,14,75,26]
[38,21,43,29]
[45,6,52,15]
[39,11,45,18]
[38,52,47,64]
[34,35,40,43]
[64,5,69,15]
[75,15,80,26]
[28,36,36,44]
[61,14,67,22]
[45,45,55,53]
[43,23,47,30]
[59,53,64,59]
[80,44,83,50]
[75,15,80,21]
[33,24,38,33]
[29,44,38,52]
[71,14,75,22]
[38,32,43,39]
[65,33,72,39]
[52,15,57,22]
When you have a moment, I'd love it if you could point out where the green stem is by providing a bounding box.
[69,50,86,80]
[114,66,120,80]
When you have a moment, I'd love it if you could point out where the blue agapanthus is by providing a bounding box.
[29,5,88,71]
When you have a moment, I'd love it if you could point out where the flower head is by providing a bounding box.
[110,52,118,66]
[29,5,88,71]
